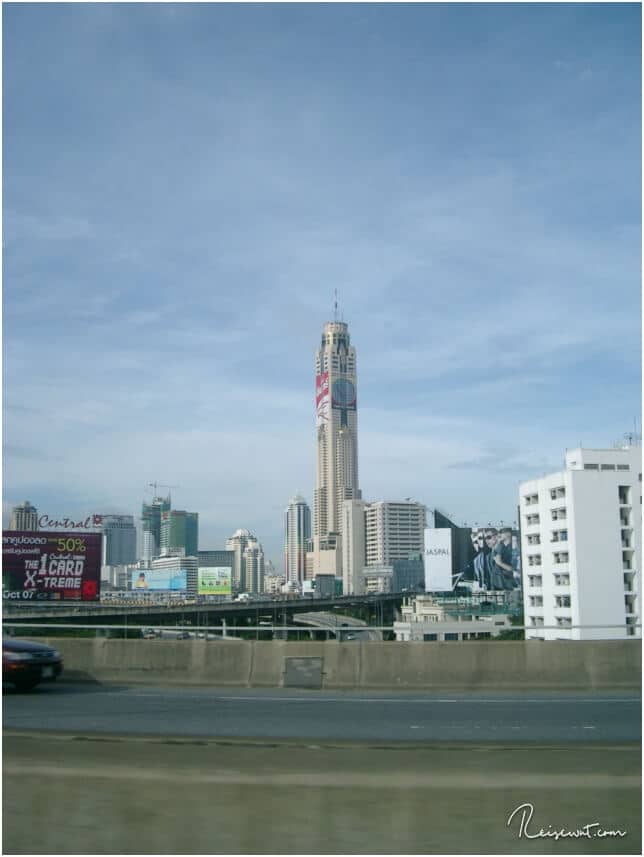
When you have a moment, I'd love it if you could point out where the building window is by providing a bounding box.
[584,463,599,470]
[527,534,541,545]
[619,486,631,505]
[617,464,630,471]
[555,595,571,608]
[551,529,568,543]
[528,575,543,588]
[444,633,459,641]
[524,493,539,506]
[530,616,545,627]
[556,617,573,628]
[551,508,567,521]
[554,573,570,586]
[423,633,438,641]
[601,464,616,471]
[526,514,540,526]
[550,487,566,500]
[529,595,543,607]
[553,552,569,564]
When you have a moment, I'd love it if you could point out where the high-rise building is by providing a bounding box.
[284,495,311,586]
[341,499,368,595]
[226,529,253,591]
[519,444,642,640]
[243,538,265,595]
[141,495,171,558]
[365,501,427,567]
[313,319,361,575]
[10,501,39,531]
[160,510,198,558]
[100,515,137,566]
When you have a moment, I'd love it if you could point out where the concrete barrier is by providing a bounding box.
[37,638,641,690]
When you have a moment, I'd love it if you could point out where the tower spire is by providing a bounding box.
[334,289,338,322]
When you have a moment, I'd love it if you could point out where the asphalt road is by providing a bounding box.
[3,683,641,743]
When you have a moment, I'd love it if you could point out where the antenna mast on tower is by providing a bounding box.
[333,289,338,322]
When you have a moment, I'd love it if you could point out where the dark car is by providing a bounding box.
[2,638,63,691]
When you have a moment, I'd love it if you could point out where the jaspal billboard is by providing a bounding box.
[130,568,187,592]
[198,567,232,596]
[2,530,101,602]
[315,372,329,426]
[424,528,453,592]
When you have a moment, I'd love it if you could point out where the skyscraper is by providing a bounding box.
[243,538,265,595]
[313,319,361,575]
[10,501,39,531]
[141,495,171,558]
[284,494,311,587]
[160,510,199,557]
[100,514,137,566]
[226,528,253,591]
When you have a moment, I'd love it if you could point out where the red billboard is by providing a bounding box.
[2,530,102,602]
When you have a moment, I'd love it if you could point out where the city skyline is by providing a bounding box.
[3,4,641,567]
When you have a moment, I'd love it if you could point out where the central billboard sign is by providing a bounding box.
[2,530,102,602]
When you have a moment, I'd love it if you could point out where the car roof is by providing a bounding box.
[3,638,55,653]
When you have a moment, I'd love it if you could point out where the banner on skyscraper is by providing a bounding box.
[130,568,187,592]
[423,528,452,591]
[2,531,101,601]
[315,372,329,426]
[197,567,232,596]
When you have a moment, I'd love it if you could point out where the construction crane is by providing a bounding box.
[148,482,179,502]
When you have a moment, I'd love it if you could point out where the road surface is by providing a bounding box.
[3,683,641,743]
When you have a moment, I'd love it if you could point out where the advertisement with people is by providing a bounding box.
[130,568,187,592]
[197,567,232,596]
[454,526,521,592]
[2,530,101,601]
[315,372,329,426]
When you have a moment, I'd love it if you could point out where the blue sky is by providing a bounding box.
[3,3,641,567]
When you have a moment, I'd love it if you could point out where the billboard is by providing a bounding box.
[130,568,187,591]
[455,526,521,592]
[315,372,329,426]
[424,528,452,591]
[2,530,101,602]
[197,567,232,596]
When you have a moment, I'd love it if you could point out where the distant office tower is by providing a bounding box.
[243,538,265,595]
[341,499,368,595]
[520,444,642,641]
[284,495,311,586]
[141,531,157,567]
[226,529,253,591]
[365,501,427,567]
[100,515,137,566]
[141,495,171,558]
[313,318,361,575]
[160,510,198,557]
[10,501,39,531]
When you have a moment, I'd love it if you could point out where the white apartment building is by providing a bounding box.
[520,445,641,640]
[365,501,427,567]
